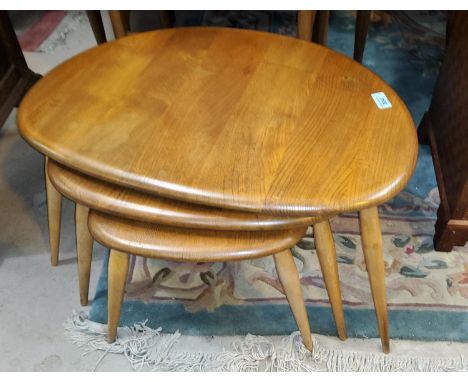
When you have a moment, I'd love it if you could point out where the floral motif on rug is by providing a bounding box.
[124,225,468,312]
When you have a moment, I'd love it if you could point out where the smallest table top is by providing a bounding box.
[18,27,418,216]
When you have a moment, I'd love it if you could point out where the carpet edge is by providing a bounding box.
[64,311,468,372]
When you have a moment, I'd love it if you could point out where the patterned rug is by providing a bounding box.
[84,11,468,342]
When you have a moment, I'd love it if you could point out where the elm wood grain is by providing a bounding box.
[44,157,62,266]
[97,213,312,348]
[273,249,313,351]
[18,27,418,216]
[107,249,129,343]
[297,11,316,41]
[75,204,93,306]
[47,160,342,342]
[88,210,308,263]
[359,207,389,354]
[46,158,319,307]
[47,159,319,230]
[106,248,313,348]
[313,220,346,340]
[48,162,341,341]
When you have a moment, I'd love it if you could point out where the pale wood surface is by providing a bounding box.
[75,204,93,306]
[107,249,129,343]
[44,157,62,266]
[88,210,307,262]
[18,27,418,216]
[273,249,313,351]
[313,220,346,340]
[48,159,318,230]
[359,206,390,353]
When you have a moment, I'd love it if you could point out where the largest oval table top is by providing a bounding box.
[18,27,418,216]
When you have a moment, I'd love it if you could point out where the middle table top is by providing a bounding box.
[18,27,418,216]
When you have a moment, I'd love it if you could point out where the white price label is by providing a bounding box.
[371,92,392,109]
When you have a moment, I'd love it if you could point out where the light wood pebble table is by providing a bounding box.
[18,27,418,353]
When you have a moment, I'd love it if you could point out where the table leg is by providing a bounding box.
[108,249,129,343]
[273,249,313,351]
[45,157,62,266]
[75,205,93,306]
[359,206,390,353]
[313,220,347,340]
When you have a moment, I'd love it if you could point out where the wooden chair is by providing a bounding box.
[85,10,174,43]
[108,10,174,39]
[298,10,371,63]
[418,11,468,251]
[104,10,371,63]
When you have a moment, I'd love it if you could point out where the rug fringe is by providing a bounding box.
[64,312,468,372]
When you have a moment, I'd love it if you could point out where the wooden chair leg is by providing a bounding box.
[312,10,330,45]
[75,205,93,306]
[353,10,371,63]
[313,220,347,340]
[86,10,107,44]
[45,157,62,266]
[297,10,317,41]
[159,10,175,28]
[273,249,313,351]
[108,249,129,343]
[359,206,390,353]
[109,10,130,39]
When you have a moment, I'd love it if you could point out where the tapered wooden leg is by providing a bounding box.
[273,249,313,351]
[359,207,390,353]
[313,220,347,340]
[75,205,93,306]
[108,249,129,343]
[297,10,316,41]
[45,157,62,266]
[353,10,371,63]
